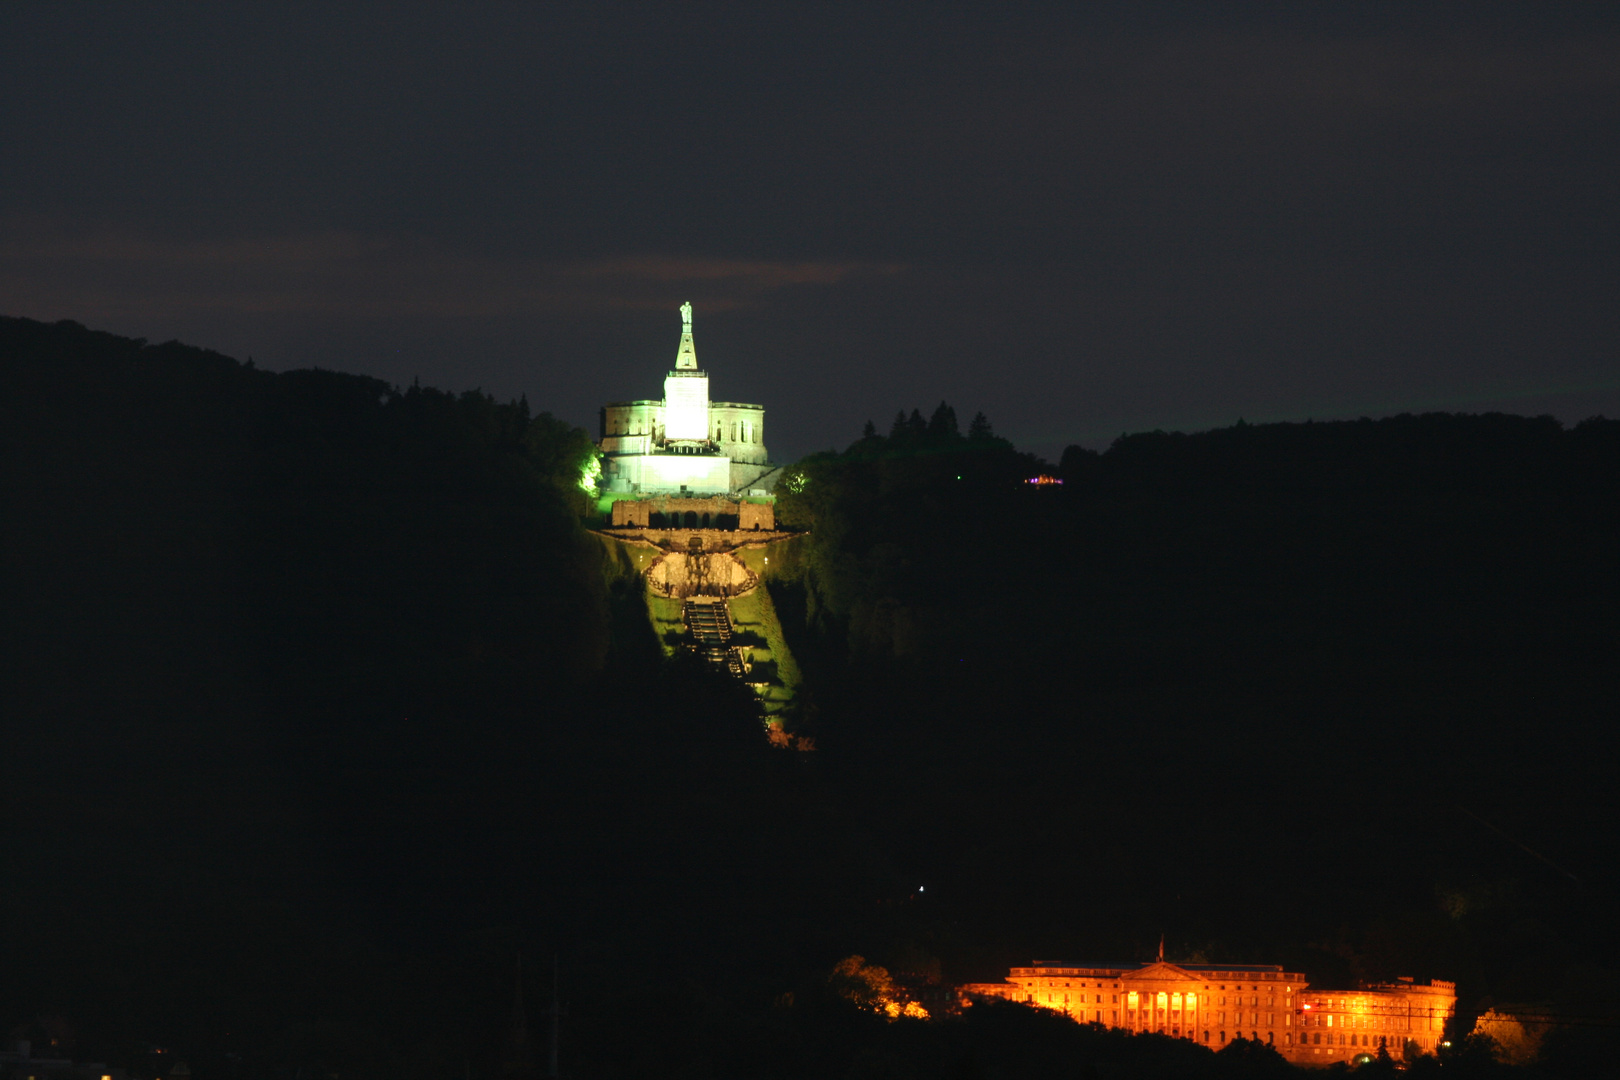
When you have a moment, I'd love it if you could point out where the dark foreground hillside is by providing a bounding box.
[4,318,1617,1078]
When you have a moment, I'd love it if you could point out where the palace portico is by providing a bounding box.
[961,959,1306,1051]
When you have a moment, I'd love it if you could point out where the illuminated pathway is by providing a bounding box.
[684,598,747,678]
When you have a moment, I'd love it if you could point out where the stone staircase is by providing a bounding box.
[683,599,746,677]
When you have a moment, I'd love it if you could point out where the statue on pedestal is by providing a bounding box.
[680,301,693,329]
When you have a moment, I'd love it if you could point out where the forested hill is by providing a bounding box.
[6,316,1619,1079]
[2,317,844,1079]
[777,404,1619,687]
[769,404,1620,1048]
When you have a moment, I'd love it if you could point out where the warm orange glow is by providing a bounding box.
[958,962,1454,1066]
[829,955,929,1021]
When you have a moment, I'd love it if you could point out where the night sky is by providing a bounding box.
[4,4,1617,461]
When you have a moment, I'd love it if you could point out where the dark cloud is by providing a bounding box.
[3,4,1617,458]
[0,220,899,319]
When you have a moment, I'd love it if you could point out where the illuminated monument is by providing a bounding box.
[591,304,797,720]
[960,958,1455,1066]
[598,302,778,497]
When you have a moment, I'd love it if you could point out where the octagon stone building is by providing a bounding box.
[598,302,779,497]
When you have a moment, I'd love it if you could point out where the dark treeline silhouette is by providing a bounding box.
[4,319,1615,1078]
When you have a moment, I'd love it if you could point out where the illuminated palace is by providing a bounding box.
[598,302,779,498]
[960,959,1455,1066]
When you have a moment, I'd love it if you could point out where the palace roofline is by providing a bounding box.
[1028,961,1289,973]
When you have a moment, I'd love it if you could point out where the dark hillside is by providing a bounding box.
[773,408,1620,1022]
[5,318,1616,1078]
[0,317,879,1080]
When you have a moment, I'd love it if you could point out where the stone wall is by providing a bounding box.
[611,496,775,531]
[710,402,767,464]
[738,501,774,530]
[610,452,732,496]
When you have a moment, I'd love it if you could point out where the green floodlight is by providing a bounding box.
[578,454,603,493]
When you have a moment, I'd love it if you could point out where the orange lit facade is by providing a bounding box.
[1295,978,1456,1063]
[960,961,1455,1066]
[961,961,1305,1049]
